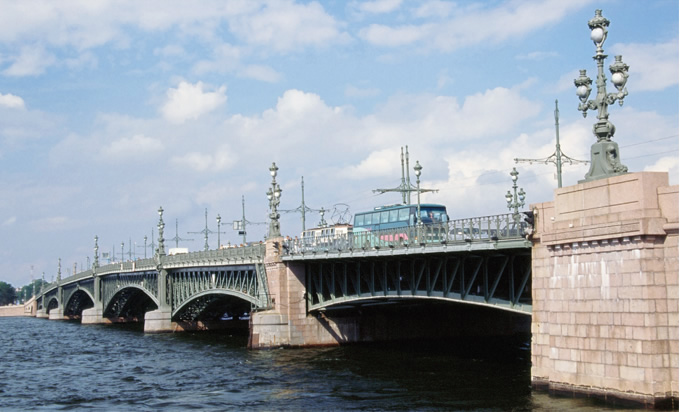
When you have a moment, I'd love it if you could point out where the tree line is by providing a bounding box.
[0,280,48,306]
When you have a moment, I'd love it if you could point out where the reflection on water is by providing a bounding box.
[0,317,647,411]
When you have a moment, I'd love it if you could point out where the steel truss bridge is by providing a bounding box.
[35,213,532,324]
[282,213,533,314]
[37,244,270,322]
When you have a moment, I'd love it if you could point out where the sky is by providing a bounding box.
[0,0,677,287]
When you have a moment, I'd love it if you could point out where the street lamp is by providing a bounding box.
[506,168,526,229]
[574,9,629,182]
[267,162,282,238]
[413,161,423,226]
[93,235,99,269]
[157,206,166,256]
[216,214,222,249]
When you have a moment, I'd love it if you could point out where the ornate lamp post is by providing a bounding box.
[318,207,327,227]
[93,235,99,269]
[157,206,166,256]
[574,9,629,182]
[505,168,526,228]
[413,161,423,226]
[267,162,282,238]
[216,214,222,249]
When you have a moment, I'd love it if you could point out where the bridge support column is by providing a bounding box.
[36,308,48,319]
[250,238,359,349]
[144,268,172,333]
[82,272,108,324]
[82,305,109,324]
[531,172,678,408]
[144,309,173,333]
[48,307,67,320]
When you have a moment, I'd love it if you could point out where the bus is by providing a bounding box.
[352,203,448,246]
[301,223,352,249]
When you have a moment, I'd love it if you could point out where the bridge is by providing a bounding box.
[282,213,532,315]
[28,169,677,408]
[34,212,532,329]
[36,244,270,332]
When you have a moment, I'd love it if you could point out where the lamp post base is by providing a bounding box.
[579,140,628,183]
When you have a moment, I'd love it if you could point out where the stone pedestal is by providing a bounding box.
[48,308,67,320]
[36,309,48,319]
[531,172,678,408]
[81,306,109,324]
[143,309,172,333]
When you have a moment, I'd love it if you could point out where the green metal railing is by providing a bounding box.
[283,213,530,255]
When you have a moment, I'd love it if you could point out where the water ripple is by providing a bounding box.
[0,317,648,411]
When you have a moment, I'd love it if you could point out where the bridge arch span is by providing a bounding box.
[63,289,95,319]
[46,297,59,314]
[304,251,532,315]
[104,285,159,321]
[172,289,257,321]
[312,293,532,316]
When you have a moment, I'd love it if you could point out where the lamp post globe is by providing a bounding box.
[574,9,629,182]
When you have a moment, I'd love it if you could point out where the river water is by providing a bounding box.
[1,317,640,411]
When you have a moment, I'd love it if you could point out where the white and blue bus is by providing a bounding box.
[352,203,448,245]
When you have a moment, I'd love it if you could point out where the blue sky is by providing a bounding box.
[0,0,677,287]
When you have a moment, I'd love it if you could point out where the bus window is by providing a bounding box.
[364,214,372,225]
[389,209,398,222]
[372,212,381,225]
[355,215,364,226]
[381,211,389,224]
[398,208,410,221]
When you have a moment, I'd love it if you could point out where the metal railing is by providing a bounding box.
[282,213,529,255]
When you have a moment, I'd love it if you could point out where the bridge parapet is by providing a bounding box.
[283,213,530,258]
[162,243,265,269]
[96,258,156,276]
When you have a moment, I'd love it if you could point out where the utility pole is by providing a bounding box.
[189,208,225,251]
[169,219,193,249]
[280,176,325,232]
[373,146,437,203]
[514,100,588,188]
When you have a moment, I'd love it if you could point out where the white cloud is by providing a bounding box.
[342,148,402,179]
[345,84,381,98]
[414,1,454,18]
[161,81,227,124]
[101,134,164,159]
[360,0,591,51]
[2,216,16,226]
[354,0,402,14]
[64,51,97,70]
[229,1,350,52]
[612,39,679,92]
[171,145,235,172]
[154,44,186,58]
[2,45,55,76]
[359,24,430,47]
[0,92,25,109]
[240,64,282,83]
[192,43,242,75]
[515,51,559,61]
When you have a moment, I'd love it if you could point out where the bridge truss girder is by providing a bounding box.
[170,264,268,320]
[305,251,532,315]
[63,289,95,318]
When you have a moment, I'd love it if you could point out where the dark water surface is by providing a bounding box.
[1,317,638,411]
